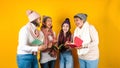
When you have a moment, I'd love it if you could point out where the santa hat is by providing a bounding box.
[26,10,40,22]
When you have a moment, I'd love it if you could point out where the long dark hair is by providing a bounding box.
[41,16,52,29]
[41,16,54,37]
[58,30,72,45]
[58,23,72,52]
[58,18,72,45]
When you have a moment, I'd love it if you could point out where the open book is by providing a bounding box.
[32,39,43,46]
[66,36,83,48]
[52,44,64,51]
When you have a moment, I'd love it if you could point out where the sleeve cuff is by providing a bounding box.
[31,46,39,52]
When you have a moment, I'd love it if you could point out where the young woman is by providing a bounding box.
[17,10,46,68]
[73,13,99,68]
[58,18,74,68]
[39,16,57,68]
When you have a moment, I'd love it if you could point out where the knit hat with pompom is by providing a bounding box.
[26,10,40,22]
[62,18,71,29]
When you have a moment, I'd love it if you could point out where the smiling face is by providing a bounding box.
[74,17,84,28]
[46,18,52,28]
[62,23,69,33]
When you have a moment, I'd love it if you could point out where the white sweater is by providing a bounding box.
[74,22,99,60]
[17,23,42,54]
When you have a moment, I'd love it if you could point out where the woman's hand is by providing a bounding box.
[48,42,53,48]
[64,41,70,46]
[75,46,82,49]
[52,39,57,44]
[38,45,47,51]
[64,41,70,48]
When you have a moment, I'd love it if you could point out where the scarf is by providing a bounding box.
[27,23,40,39]
[74,22,91,55]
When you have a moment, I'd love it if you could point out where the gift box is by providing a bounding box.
[67,36,83,48]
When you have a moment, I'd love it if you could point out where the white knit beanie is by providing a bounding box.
[26,10,40,22]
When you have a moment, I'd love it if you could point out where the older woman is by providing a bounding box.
[73,13,99,68]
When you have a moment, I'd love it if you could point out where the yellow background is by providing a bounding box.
[0,0,120,68]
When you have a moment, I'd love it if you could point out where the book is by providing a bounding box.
[52,44,64,51]
[66,36,83,48]
[58,44,64,49]
[32,39,43,46]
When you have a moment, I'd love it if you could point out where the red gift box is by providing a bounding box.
[67,36,83,48]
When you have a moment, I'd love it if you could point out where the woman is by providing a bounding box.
[39,16,57,68]
[58,18,74,68]
[17,10,46,68]
[73,13,99,68]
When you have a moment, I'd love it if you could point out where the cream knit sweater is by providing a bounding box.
[74,22,99,60]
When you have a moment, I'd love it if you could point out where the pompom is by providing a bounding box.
[64,18,70,23]
[26,10,33,16]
